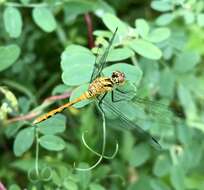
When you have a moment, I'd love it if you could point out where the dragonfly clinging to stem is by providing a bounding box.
[33,27,161,149]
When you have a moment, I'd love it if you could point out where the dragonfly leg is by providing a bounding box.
[115,87,134,94]
[115,88,126,94]
[98,92,108,107]
[111,91,126,103]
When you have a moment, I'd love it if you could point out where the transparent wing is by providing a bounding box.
[112,89,183,126]
[99,97,162,150]
[133,96,184,127]
[90,28,118,82]
[133,97,174,125]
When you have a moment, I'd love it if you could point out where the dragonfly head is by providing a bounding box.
[111,71,125,85]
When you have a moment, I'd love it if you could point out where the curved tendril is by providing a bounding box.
[74,154,103,171]
[74,107,106,171]
[81,131,119,159]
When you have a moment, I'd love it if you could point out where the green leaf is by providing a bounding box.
[3,7,22,38]
[153,154,172,177]
[184,142,203,169]
[64,1,113,22]
[139,58,160,90]
[156,13,174,26]
[20,0,31,4]
[32,7,57,32]
[37,114,66,135]
[185,175,204,190]
[64,0,114,20]
[129,39,162,60]
[103,63,143,84]
[159,68,175,98]
[129,143,150,166]
[150,179,171,190]
[107,47,134,62]
[102,13,129,36]
[0,44,21,72]
[9,184,21,190]
[121,131,135,161]
[177,123,192,145]
[52,170,62,186]
[64,1,96,21]
[13,127,35,156]
[5,122,23,138]
[90,183,105,190]
[177,82,197,120]
[62,44,93,57]
[76,163,91,189]
[63,180,78,190]
[151,1,173,12]
[70,83,93,108]
[197,13,204,27]
[62,61,93,85]
[174,51,200,73]
[170,165,185,190]
[135,18,149,38]
[39,135,65,151]
[94,0,115,16]
[52,84,71,95]
[58,166,71,180]
[147,27,171,43]
[183,10,195,24]
[61,45,95,86]
[93,165,111,181]
[163,46,173,60]
[11,159,38,172]
[128,176,152,190]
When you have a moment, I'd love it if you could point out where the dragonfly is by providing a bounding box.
[33,28,163,149]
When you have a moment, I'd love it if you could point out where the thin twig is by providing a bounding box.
[0,182,6,190]
[7,112,38,123]
[7,91,72,124]
[44,92,71,102]
[84,13,94,49]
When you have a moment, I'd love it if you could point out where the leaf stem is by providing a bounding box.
[35,128,40,176]
[4,2,63,8]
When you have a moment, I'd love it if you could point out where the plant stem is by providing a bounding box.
[84,13,94,49]
[35,128,40,176]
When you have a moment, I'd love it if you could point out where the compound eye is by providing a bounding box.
[112,72,117,78]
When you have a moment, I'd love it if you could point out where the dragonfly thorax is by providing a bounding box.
[111,71,125,85]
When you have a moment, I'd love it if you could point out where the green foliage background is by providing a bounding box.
[0,0,204,189]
